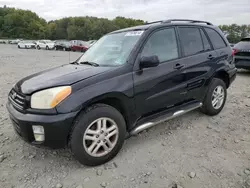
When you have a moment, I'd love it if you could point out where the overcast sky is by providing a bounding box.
[0,0,250,25]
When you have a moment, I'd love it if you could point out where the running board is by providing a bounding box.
[130,102,202,135]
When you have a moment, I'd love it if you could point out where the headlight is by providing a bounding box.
[31,86,71,109]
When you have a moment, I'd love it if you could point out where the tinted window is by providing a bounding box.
[141,28,178,62]
[200,29,212,51]
[205,28,227,49]
[179,27,203,56]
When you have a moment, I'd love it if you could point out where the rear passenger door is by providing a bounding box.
[176,26,217,102]
[204,27,231,66]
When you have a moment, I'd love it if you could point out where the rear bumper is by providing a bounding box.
[6,102,79,149]
[235,60,250,69]
[235,56,250,69]
[228,67,237,86]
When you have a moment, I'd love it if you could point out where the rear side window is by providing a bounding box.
[178,27,203,56]
[200,29,212,51]
[205,28,227,49]
[141,28,178,62]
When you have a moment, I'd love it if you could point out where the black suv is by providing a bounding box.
[7,19,237,166]
[233,36,250,69]
[55,40,71,51]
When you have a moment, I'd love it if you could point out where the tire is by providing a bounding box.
[70,104,126,166]
[55,46,57,50]
[25,45,27,49]
[200,78,227,116]
[18,45,20,49]
[37,46,40,50]
[46,46,49,50]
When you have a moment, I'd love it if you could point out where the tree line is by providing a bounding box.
[0,6,249,43]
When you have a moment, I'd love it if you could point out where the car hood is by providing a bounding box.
[23,43,35,45]
[15,64,112,94]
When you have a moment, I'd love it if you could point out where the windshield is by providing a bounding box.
[77,31,144,66]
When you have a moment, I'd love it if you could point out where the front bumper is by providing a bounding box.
[6,102,79,149]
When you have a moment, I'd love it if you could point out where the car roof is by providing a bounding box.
[110,19,215,34]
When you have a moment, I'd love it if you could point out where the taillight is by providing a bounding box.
[232,49,237,56]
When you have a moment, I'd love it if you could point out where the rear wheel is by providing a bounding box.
[70,104,126,166]
[200,78,227,116]
[46,46,49,50]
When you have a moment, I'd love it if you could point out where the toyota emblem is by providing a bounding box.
[12,92,17,99]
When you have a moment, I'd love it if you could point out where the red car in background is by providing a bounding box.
[70,40,90,52]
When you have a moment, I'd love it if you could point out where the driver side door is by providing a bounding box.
[133,27,187,117]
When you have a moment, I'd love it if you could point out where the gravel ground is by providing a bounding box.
[0,44,250,188]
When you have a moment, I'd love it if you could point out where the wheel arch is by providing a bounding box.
[67,92,134,146]
[80,92,133,129]
[213,70,230,88]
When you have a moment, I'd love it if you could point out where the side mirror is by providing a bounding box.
[140,55,160,69]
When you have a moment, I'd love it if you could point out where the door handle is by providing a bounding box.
[207,54,215,60]
[174,63,184,70]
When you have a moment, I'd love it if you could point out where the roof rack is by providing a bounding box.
[144,20,163,25]
[145,19,213,26]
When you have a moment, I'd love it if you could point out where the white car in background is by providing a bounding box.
[17,40,36,49]
[36,40,55,50]
[9,39,23,44]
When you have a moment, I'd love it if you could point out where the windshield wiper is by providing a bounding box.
[79,61,99,67]
[70,61,79,65]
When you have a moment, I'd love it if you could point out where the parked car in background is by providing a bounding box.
[71,40,89,52]
[9,39,23,44]
[36,40,55,50]
[0,39,7,44]
[233,36,250,70]
[17,40,36,49]
[6,19,236,166]
[55,40,71,51]
[87,40,97,47]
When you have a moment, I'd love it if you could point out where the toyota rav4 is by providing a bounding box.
[7,19,237,166]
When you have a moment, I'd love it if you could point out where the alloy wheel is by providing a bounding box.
[83,117,119,157]
[212,85,225,109]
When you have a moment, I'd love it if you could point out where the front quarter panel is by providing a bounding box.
[56,65,136,126]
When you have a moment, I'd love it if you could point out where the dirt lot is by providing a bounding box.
[0,44,250,188]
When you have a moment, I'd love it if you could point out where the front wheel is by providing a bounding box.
[200,78,227,116]
[70,104,126,166]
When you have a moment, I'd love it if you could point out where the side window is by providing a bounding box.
[178,27,203,56]
[200,29,212,51]
[204,28,227,49]
[141,28,178,62]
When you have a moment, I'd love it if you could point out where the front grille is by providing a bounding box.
[8,89,27,111]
